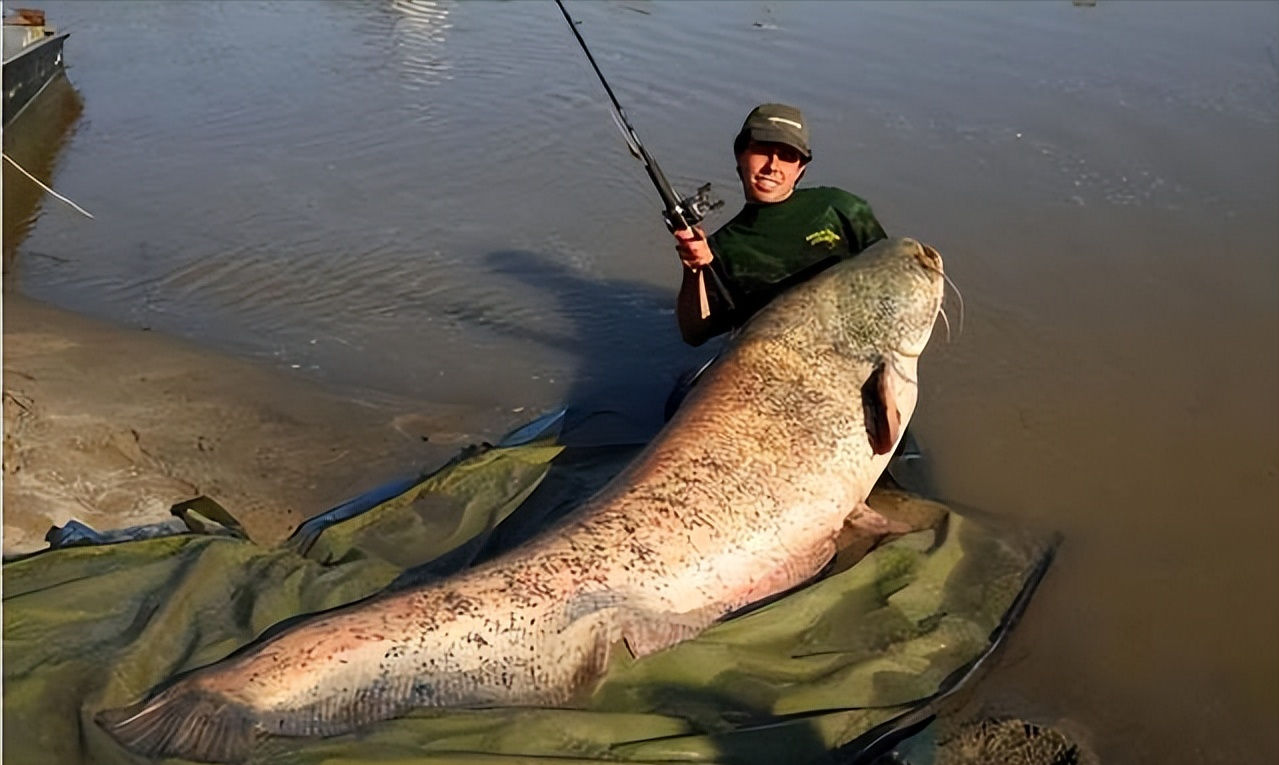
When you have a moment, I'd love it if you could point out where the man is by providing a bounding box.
[673,103,887,347]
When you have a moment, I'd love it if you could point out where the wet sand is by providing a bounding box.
[2,293,516,557]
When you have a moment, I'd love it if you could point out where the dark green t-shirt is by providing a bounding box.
[707,186,886,322]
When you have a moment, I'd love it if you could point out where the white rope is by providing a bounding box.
[2,151,94,219]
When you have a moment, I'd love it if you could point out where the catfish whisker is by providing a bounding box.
[938,306,952,343]
[887,353,920,386]
[942,272,965,336]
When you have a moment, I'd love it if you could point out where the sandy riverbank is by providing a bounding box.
[2,293,519,557]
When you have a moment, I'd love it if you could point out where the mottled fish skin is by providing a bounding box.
[100,237,946,763]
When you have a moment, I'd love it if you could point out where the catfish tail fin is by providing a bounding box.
[97,683,258,764]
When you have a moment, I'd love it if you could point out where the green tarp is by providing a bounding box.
[3,425,1051,765]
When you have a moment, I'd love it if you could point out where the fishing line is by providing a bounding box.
[553,0,735,315]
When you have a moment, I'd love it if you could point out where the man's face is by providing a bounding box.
[737,139,807,204]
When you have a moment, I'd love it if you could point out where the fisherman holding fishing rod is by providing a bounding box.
[671,104,887,347]
[554,1,887,412]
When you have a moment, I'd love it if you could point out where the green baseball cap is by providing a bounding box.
[733,103,812,160]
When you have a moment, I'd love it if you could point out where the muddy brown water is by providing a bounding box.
[3,2,1276,762]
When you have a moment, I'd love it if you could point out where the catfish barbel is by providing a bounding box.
[101,237,947,763]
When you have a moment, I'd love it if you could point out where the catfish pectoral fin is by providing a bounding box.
[861,360,901,455]
[829,501,919,575]
[97,684,258,764]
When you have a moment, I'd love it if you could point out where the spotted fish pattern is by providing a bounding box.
[100,237,946,763]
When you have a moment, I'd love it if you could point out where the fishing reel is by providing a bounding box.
[664,183,724,232]
[681,183,724,224]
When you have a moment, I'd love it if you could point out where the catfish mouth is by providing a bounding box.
[896,328,934,359]
[895,240,947,358]
[914,241,962,345]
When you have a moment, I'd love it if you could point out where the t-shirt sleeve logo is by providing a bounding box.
[805,227,842,247]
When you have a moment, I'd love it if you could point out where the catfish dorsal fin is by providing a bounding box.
[861,359,901,455]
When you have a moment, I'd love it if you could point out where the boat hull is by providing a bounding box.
[3,30,69,127]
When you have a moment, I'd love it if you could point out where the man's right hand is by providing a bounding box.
[674,227,714,269]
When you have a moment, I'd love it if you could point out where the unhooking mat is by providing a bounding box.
[3,414,1056,765]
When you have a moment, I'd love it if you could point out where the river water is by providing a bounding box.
[4,1,1277,762]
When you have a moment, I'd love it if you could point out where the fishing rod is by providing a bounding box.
[553,0,735,314]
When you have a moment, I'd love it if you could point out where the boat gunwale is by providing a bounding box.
[3,30,70,128]
[2,29,69,67]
